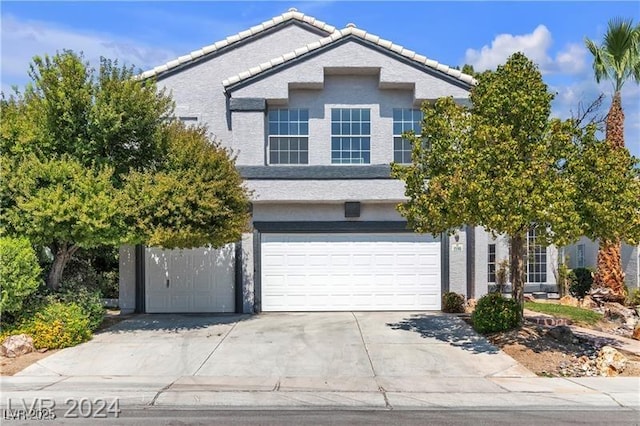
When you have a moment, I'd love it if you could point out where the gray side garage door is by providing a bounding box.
[145,245,235,313]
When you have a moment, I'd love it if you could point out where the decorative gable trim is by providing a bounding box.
[138,9,335,80]
[222,25,477,91]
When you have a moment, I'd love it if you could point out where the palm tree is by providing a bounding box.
[584,18,640,300]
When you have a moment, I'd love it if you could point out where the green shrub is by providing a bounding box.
[62,247,119,298]
[471,293,521,333]
[20,301,92,349]
[0,237,42,320]
[626,287,640,307]
[569,268,593,299]
[442,291,465,313]
[57,282,104,331]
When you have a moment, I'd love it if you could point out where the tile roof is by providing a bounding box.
[222,24,478,90]
[138,8,336,80]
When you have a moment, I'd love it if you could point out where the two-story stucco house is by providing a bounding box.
[119,9,562,314]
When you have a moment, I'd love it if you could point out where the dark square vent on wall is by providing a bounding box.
[344,202,361,218]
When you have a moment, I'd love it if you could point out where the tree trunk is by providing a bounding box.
[509,233,526,321]
[593,91,625,300]
[605,91,624,149]
[593,240,626,302]
[46,243,79,291]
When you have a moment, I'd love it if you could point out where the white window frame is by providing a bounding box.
[487,243,496,283]
[526,229,547,284]
[393,108,422,164]
[267,108,309,165]
[330,108,371,165]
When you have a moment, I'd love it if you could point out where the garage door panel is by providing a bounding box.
[261,233,441,311]
[145,246,235,313]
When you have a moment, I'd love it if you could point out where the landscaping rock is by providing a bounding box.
[547,325,576,344]
[633,323,640,341]
[559,295,579,307]
[524,294,535,302]
[595,346,627,376]
[590,287,625,304]
[580,295,598,309]
[465,298,477,313]
[603,302,637,324]
[0,334,35,358]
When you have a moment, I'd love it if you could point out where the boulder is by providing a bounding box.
[524,294,535,302]
[559,295,579,307]
[580,295,598,309]
[595,346,627,376]
[0,334,35,358]
[547,325,576,344]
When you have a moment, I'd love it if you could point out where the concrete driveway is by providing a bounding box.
[18,312,531,382]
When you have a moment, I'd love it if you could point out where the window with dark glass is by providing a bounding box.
[488,244,496,283]
[268,109,309,165]
[393,108,422,163]
[331,108,370,164]
[527,228,547,283]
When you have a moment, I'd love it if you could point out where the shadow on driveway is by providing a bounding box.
[387,314,499,354]
[97,313,252,335]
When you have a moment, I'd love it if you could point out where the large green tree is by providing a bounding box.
[392,53,582,312]
[1,51,250,290]
[584,18,640,299]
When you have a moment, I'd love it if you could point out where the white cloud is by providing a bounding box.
[464,25,587,75]
[1,14,178,89]
[465,25,553,71]
[555,43,587,75]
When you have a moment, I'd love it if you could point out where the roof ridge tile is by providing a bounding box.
[138,9,337,79]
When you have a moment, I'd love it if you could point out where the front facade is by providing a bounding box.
[119,9,562,314]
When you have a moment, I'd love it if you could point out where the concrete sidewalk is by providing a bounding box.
[1,375,638,410]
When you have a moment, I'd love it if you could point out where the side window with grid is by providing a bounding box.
[527,229,547,283]
[393,108,422,164]
[331,108,371,164]
[488,244,496,283]
[267,109,309,165]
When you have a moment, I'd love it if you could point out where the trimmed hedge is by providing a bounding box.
[471,292,521,333]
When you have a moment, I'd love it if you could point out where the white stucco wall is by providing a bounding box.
[157,24,327,147]
[247,179,406,203]
[231,41,470,101]
[252,202,404,222]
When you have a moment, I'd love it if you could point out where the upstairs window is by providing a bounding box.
[393,108,422,164]
[268,109,309,165]
[331,108,371,164]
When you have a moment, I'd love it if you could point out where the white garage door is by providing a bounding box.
[261,233,441,311]
[145,245,235,313]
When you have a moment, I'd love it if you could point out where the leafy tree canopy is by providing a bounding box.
[1,51,250,289]
[392,52,583,310]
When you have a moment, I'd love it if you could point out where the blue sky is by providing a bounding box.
[2,1,639,156]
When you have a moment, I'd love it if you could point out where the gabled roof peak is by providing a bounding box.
[138,9,336,80]
[222,25,477,89]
